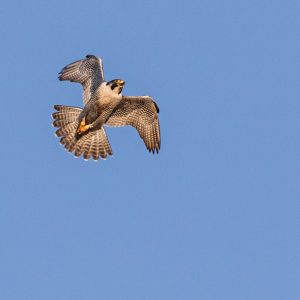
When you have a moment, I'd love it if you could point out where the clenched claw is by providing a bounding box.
[76,119,91,136]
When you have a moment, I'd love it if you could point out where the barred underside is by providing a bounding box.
[106,96,161,153]
[58,55,104,105]
[52,105,113,161]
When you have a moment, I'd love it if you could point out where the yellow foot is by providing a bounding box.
[77,121,91,135]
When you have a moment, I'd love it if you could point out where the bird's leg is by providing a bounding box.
[77,117,91,135]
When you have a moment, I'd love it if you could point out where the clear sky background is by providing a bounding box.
[0,0,299,299]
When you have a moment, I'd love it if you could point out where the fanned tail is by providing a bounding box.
[52,105,113,161]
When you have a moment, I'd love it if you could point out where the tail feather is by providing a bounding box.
[52,105,113,161]
[66,134,79,152]
[74,132,90,158]
[94,131,101,160]
[99,128,113,158]
[83,136,92,160]
[98,132,106,159]
[101,127,113,156]
[52,112,81,121]
[80,128,112,160]
[52,107,81,127]
[53,118,74,127]
[90,133,99,160]
[54,105,82,113]
[52,106,80,150]
[60,133,75,147]
[55,122,78,137]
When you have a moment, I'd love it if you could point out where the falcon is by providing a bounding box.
[52,55,161,161]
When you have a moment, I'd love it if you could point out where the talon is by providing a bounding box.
[77,120,91,135]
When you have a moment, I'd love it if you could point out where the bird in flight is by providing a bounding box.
[52,55,161,161]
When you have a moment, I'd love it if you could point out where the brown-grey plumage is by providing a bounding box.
[52,105,112,160]
[52,55,161,161]
[107,96,160,153]
[58,55,104,105]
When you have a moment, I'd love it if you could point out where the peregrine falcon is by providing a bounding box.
[52,55,161,161]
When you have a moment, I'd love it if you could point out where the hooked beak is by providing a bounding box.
[117,80,125,87]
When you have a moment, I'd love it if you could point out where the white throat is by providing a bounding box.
[97,82,122,104]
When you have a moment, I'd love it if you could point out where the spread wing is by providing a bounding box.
[106,96,161,154]
[58,55,104,105]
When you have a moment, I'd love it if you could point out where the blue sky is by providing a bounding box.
[0,0,299,299]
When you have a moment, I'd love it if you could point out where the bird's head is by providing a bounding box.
[106,79,125,94]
